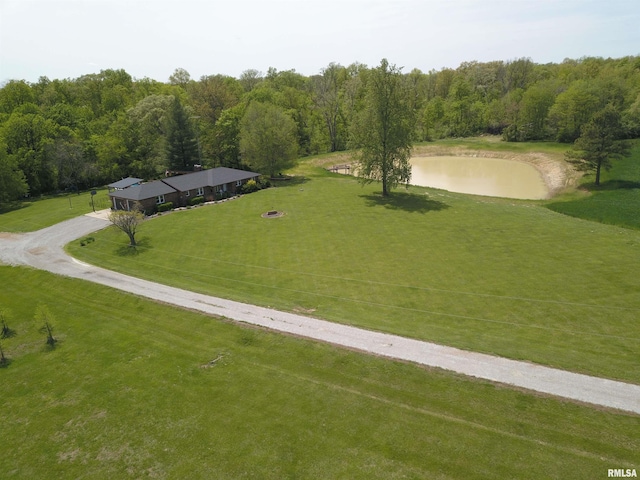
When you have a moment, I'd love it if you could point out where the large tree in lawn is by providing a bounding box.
[351,59,415,196]
[565,104,629,186]
[239,102,298,177]
[165,96,199,171]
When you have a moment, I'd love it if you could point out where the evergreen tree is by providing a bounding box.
[165,96,198,171]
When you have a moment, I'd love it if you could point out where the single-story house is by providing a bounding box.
[109,180,178,213]
[107,176,143,192]
[109,167,260,212]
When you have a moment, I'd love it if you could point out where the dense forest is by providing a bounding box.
[1,56,639,201]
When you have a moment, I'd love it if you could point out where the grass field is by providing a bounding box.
[0,188,111,232]
[1,266,638,479]
[66,149,640,384]
[546,142,640,230]
[422,136,570,156]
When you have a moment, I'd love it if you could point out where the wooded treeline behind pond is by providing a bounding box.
[1,56,639,200]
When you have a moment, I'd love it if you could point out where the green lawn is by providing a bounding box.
[1,266,638,479]
[546,142,640,230]
[0,188,111,232]
[68,160,640,384]
[426,137,570,156]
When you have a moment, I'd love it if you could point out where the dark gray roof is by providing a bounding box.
[108,181,175,201]
[108,168,259,201]
[108,177,143,189]
[163,167,259,192]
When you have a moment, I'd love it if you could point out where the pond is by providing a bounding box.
[410,156,549,200]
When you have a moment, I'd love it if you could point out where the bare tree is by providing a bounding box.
[109,205,144,247]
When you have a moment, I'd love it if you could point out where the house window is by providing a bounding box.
[236,180,242,187]
[197,187,204,196]
[185,190,190,197]
[156,195,165,204]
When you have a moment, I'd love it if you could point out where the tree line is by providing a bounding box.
[1,55,639,202]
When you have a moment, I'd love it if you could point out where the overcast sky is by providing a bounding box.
[1,0,639,84]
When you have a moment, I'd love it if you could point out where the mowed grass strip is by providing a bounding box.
[0,267,638,479]
[0,189,111,232]
[68,166,640,384]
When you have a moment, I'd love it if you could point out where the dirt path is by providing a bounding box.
[1,213,638,415]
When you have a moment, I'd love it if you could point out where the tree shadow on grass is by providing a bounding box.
[360,192,450,213]
[0,201,31,215]
[115,236,152,257]
[584,180,640,192]
[270,175,310,188]
[1,327,16,339]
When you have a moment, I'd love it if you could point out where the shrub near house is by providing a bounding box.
[241,179,259,194]
[157,202,173,212]
[189,196,205,206]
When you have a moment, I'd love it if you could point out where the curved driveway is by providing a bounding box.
[1,212,639,415]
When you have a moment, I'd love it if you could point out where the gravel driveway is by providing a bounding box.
[1,212,639,415]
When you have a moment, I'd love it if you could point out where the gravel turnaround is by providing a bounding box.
[1,212,639,415]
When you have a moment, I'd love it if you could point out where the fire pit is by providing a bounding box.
[261,210,285,218]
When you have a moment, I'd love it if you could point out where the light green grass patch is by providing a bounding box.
[68,168,640,384]
[546,142,640,230]
[0,266,638,479]
[421,137,569,156]
[0,189,110,232]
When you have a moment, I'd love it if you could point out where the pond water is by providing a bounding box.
[410,156,548,199]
